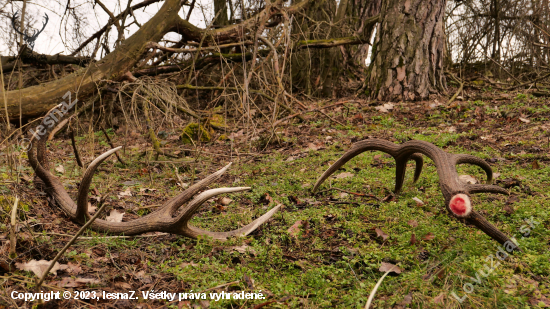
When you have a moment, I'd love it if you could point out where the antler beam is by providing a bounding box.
[28,120,279,239]
[313,138,519,251]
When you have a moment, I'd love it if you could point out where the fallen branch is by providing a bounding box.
[69,130,84,168]
[101,128,126,165]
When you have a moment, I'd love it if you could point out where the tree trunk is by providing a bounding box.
[214,0,229,27]
[366,0,447,101]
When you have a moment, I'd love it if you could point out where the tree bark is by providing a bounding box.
[214,0,229,27]
[366,0,447,101]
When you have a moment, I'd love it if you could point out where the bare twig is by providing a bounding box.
[101,128,126,164]
[35,199,109,291]
[9,196,19,258]
[69,130,84,168]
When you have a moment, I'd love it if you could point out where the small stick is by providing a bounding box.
[101,128,126,164]
[271,101,347,128]
[500,125,539,137]
[9,196,19,258]
[316,109,344,126]
[446,71,463,105]
[69,130,84,167]
[35,199,109,291]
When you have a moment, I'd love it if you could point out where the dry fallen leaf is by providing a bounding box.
[227,245,257,256]
[55,165,65,174]
[219,197,233,205]
[379,262,402,274]
[423,232,435,241]
[135,270,152,283]
[407,220,418,227]
[519,117,530,123]
[338,192,349,198]
[106,209,124,223]
[433,293,445,304]
[115,282,132,290]
[59,262,82,275]
[288,220,303,237]
[307,143,319,151]
[375,103,395,113]
[139,188,157,193]
[375,227,389,241]
[398,293,413,306]
[180,262,199,268]
[16,260,61,277]
[412,197,424,206]
[118,187,132,198]
[335,172,354,179]
[54,277,100,288]
[87,202,97,214]
[458,174,477,184]
[410,233,417,245]
[532,160,541,170]
[228,129,244,140]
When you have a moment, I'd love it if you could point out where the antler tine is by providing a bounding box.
[409,154,423,183]
[452,154,493,183]
[465,183,509,195]
[313,139,423,193]
[10,12,24,37]
[75,147,122,222]
[168,186,280,239]
[186,205,282,239]
[394,153,424,194]
[466,211,521,251]
[162,163,233,217]
[32,13,49,39]
[176,187,252,224]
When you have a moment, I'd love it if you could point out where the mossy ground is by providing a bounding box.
[0,92,549,308]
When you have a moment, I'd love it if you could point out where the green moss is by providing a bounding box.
[207,114,226,128]
[180,123,212,144]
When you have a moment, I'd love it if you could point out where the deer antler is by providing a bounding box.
[10,11,49,50]
[28,13,49,40]
[10,12,25,38]
[313,138,519,251]
[28,120,279,239]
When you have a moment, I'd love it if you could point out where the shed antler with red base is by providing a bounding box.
[313,138,519,250]
[28,126,279,239]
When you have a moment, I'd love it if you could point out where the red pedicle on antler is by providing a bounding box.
[449,194,471,217]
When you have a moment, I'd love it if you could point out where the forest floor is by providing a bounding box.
[0,89,549,308]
